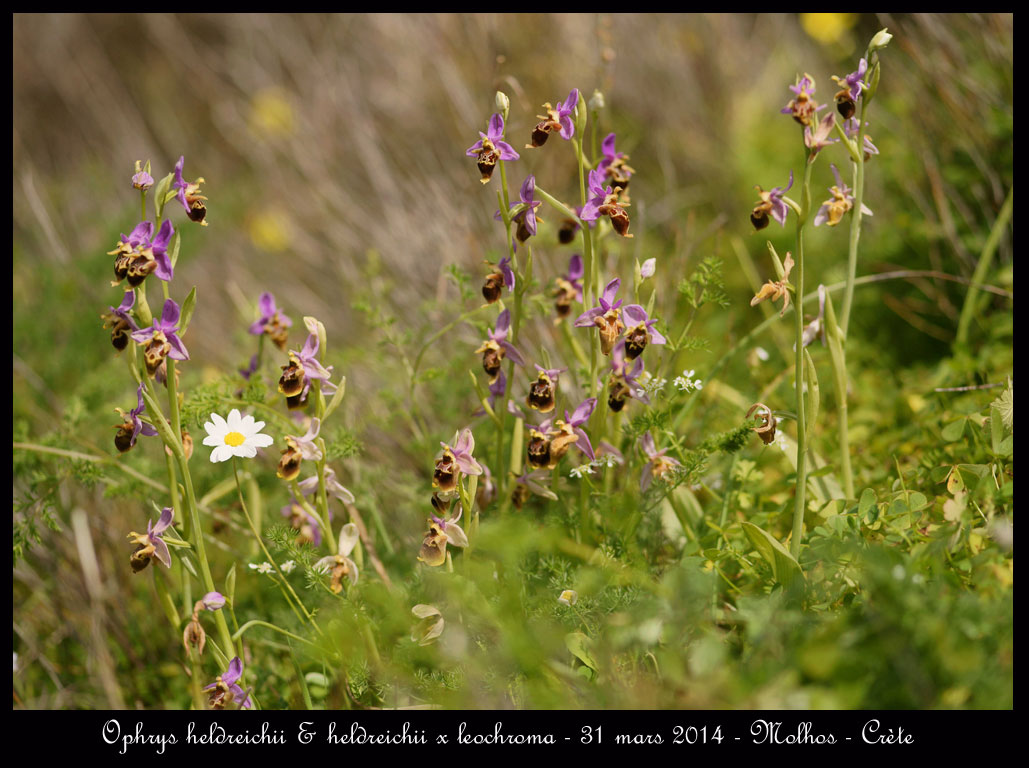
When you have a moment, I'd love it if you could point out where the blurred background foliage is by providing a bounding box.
[13,13,1012,709]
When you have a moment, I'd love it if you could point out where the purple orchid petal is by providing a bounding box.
[153,250,174,282]
[222,657,243,686]
[640,465,655,493]
[159,299,180,329]
[152,219,174,250]
[602,132,617,160]
[601,278,621,307]
[153,506,174,535]
[519,175,536,205]
[813,204,830,227]
[495,141,520,161]
[488,113,505,142]
[499,340,525,367]
[494,308,511,337]
[152,537,171,568]
[579,199,603,221]
[569,397,597,426]
[166,333,190,361]
[574,427,595,460]
[640,258,656,279]
[621,304,648,327]
[830,163,844,189]
[647,325,667,346]
[127,221,154,246]
[465,139,485,157]
[640,432,657,459]
[568,253,584,281]
[498,257,515,291]
[574,306,605,327]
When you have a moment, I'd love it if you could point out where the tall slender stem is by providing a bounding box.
[790,158,814,560]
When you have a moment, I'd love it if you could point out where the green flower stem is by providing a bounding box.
[290,480,334,550]
[176,453,236,660]
[790,156,814,561]
[956,185,1014,346]
[231,458,319,631]
[671,269,1004,433]
[232,619,321,650]
[839,99,868,337]
[12,442,166,492]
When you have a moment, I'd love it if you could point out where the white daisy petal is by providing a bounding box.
[203,410,275,463]
[211,444,234,463]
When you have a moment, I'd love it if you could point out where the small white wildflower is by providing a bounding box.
[248,562,274,574]
[674,369,703,393]
[557,589,578,606]
[775,432,789,452]
[892,564,906,581]
[570,464,595,479]
[755,346,770,361]
[280,560,296,574]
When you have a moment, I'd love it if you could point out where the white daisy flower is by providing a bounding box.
[202,409,274,463]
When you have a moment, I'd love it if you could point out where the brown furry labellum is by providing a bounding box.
[750,203,771,231]
[286,390,309,410]
[835,90,856,120]
[482,271,504,304]
[477,340,504,381]
[746,403,777,445]
[596,186,634,238]
[143,334,172,377]
[126,255,157,288]
[608,376,631,412]
[277,439,303,482]
[430,492,455,516]
[511,484,530,510]
[477,145,499,183]
[114,420,136,453]
[553,278,577,319]
[526,429,552,469]
[129,543,153,573]
[104,314,133,351]
[558,219,578,244]
[786,91,818,127]
[278,353,306,397]
[186,199,207,224]
[418,521,448,567]
[529,122,553,148]
[624,324,649,360]
[526,372,556,413]
[433,450,458,494]
[113,251,133,282]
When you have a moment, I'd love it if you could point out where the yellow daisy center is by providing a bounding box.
[224,431,246,447]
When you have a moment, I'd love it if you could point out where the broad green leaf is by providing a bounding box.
[153,172,174,219]
[803,348,819,441]
[152,570,181,629]
[178,286,197,338]
[565,632,598,671]
[322,375,348,420]
[169,230,181,269]
[942,417,967,442]
[740,522,803,588]
[858,488,877,516]
[225,562,237,604]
